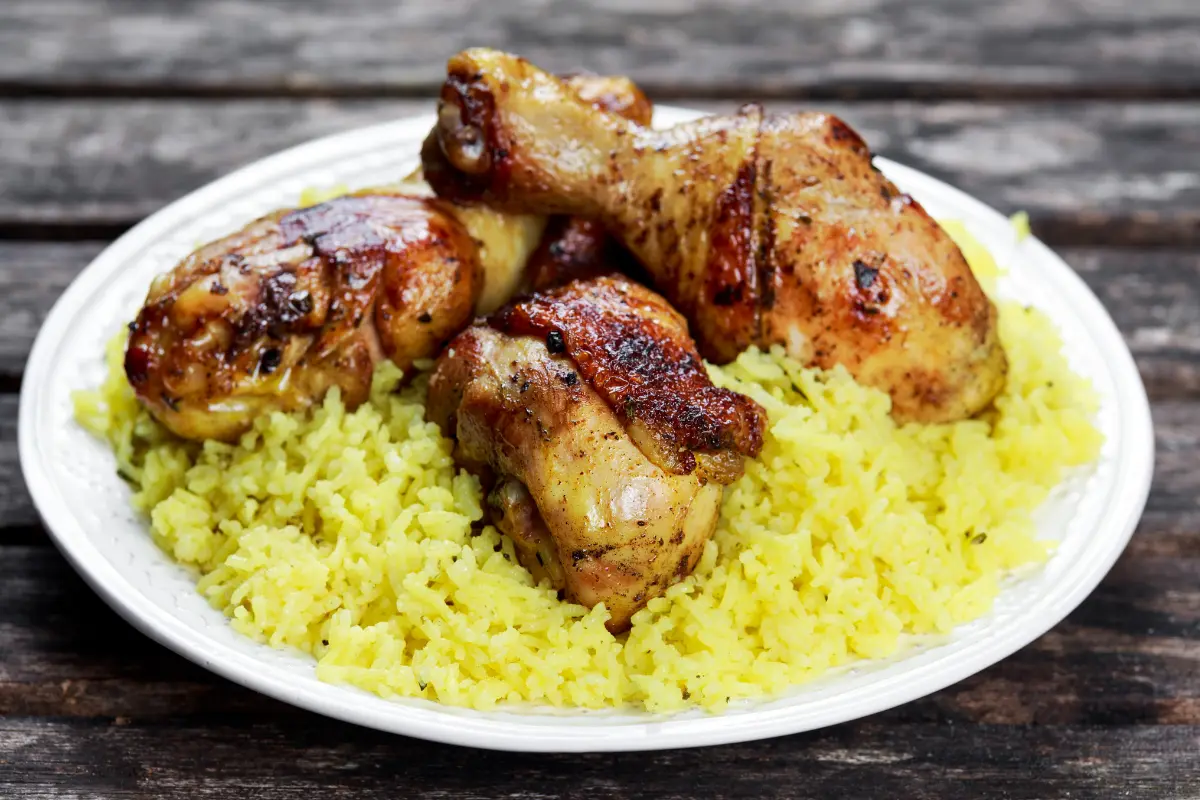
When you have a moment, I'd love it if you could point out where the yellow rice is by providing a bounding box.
[73,222,1102,712]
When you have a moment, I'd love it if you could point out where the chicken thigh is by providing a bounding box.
[426,48,1007,423]
[126,189,484,441]
[427,276,765,631]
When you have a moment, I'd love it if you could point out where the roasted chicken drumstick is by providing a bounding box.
[427,48,1007,423]
[427,276,765,631]
[127,71,654,442]
[421,71,653,304]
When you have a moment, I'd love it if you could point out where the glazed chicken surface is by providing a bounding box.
[370,176,544,316]
[126,189,488,441]
[427,48,1008,423]
[125,74,653,443]
[427,276,765,631]
[421,71,654,305]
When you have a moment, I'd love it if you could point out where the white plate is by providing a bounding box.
[19,106,1153,752]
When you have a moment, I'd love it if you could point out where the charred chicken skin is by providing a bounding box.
[426,48,1007,423]
[126,189,484,441]
[125,75,653,443]
[427,276,765,631]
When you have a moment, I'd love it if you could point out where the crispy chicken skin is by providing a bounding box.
[127,71,655,442]
[519,213,652,295]
[426,48,1007,423]
[126,189,483,441]
[518,74,652,293]
[421,72,653,302]
[369,176,544,316]
[427,276,765,631]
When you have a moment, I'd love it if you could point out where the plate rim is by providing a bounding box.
[18,106,1155,752]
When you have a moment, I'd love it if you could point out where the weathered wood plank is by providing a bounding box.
[0,242,103,377]
[0,395,27,529]
[2,100,1197,243]
[3,0,1200,97]
[0,717,1196,799]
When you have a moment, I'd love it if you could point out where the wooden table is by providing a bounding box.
[2,2,1198,796]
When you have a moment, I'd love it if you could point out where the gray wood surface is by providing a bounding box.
[1,542,1198,795]
[3,0,1200,97]
[2,720,1197,799]
[2,100,1197,245]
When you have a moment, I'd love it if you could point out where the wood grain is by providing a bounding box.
[0,545,1196,793]
[2,0,1199,98]
[0,718,1197,799]
[2,100,1197,244]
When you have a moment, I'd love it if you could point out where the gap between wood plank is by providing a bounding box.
[1,218,1194,249]
[3,99,1195,247]
[3,80,1200,103]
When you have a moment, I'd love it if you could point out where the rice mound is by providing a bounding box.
[73,224,1103,712]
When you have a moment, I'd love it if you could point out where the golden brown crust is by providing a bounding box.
[490,276,764,478]
[426,322,725,632]
[426,53,598,207]
[127,191,480,441]
[428,48,1008,423]
[519,217,646,293]
[754,113,1006,421]
[427,276,760,631]
[563,74,653,126]
[518,75,653,293]
[424,68,653,295]
[695,157,762,362]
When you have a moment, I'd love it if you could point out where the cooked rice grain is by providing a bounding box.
[73,229,1102,712]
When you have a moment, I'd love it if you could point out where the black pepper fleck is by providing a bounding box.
[545,329,565,354]
[259,348,282,375]
[854,260,879,290]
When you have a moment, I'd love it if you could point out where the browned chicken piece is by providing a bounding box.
[126,189,482,441]
[426,48,1007,424]
[519,215,646,294]
[127,71,656,442]
[518,74,652,294]
[427,276,765,631]
[421,71,653,303]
